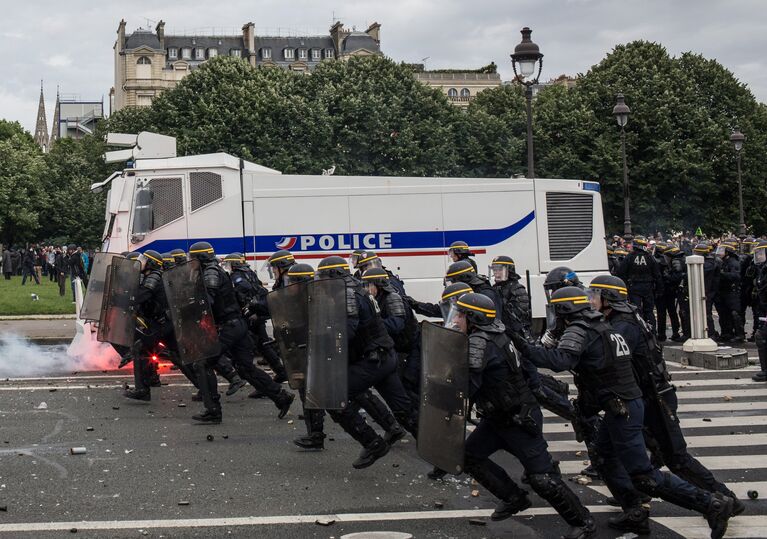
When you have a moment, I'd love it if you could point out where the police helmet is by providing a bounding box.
[348,249,367,269]
[588,275,632,313]
[316,255,350,279]
[489,255,516,283]
[692,242,711,254]
[267,250,295,270]
[161,252,176,270]
[361,267,389,287]
[543,266,581,297]
[632,236,649,250]
[223,252,248,269]
[450,292,496,328]
[448,240,473,257]
[170,249,187,264]
[356,250,383,272]
[753,240,767,265]
[126,251,141,261]
[654,242,669,254]
[286,263,315,284]
[138,250,164,272]
[549,286,592,317]
[439,282,473,319]
[189,241,216,262]
[445,260,476,284]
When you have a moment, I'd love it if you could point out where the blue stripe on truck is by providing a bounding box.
[140,210,535,254]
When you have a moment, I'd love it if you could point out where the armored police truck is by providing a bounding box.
[93,132,608,321]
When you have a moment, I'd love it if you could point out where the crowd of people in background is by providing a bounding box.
[606,231,765,345]
[1,244,93,301]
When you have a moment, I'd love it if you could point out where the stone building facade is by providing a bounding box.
[112,20,381,112]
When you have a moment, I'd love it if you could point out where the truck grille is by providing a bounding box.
[546,192,593,260]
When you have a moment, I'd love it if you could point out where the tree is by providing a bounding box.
[0,120,46,246]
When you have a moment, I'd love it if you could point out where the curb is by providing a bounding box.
[0,315,77,321]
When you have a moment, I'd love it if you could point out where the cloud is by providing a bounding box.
[44,54,72,68]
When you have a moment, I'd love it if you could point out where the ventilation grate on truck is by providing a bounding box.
[546,192,593,260]
[190,172,223,212]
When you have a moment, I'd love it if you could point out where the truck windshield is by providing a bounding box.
[131,177,184,235]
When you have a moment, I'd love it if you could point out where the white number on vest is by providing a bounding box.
[610,333,631,357]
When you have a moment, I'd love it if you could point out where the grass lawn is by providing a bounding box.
[0,275,78,316]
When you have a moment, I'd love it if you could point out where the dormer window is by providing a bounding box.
[324,48,334,59]
[181,48,192,60]
[230,49,241,57]
[261,48,272,60]
[168,48,178,60]
[195,48,205,60]
[298,48,307,60]
[208,48,218,58]
[311,48,321,61]
[283,48,294,60]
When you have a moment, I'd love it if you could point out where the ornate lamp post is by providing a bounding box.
[510,27,543,179]
[730,127,746,237]
[613,94,632,236]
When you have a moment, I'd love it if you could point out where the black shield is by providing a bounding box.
[267,282,309,390]
[97,257,140,347]
[81,253,122,321]
[163,259,221,365]
[304,278,348,410]
[417,321,469,475]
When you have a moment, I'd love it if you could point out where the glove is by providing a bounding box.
[404,295,418,308]
[540,329,560,349]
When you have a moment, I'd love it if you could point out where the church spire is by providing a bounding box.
[50,85,60,145]
[34,80,50,153]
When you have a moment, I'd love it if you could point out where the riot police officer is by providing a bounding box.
[315,256,417,468]
[740,237,758,341]
[715,242,745,343]
[656,244,684,341]
[447,293,595,539]
[161,253,176,270]
[588,275,743,533]
[407,282,473,319]
[489,256,531,336]
[447,240,478,272]
[516,287,736,539]
[170,249,187,265]
[187,242,293,424]
[751,241,767,382]
[617,236,662,330]
[265,250,296,291]
[350,250,406,296]
[444,260,502,313]
[224,252,288,384]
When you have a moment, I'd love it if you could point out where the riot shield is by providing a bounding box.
[417,321,469,475]
[97,257,140,347]
[267,282,309,390]
[81,253,123,321]
[304,278,348,410]
[162,259,221,365]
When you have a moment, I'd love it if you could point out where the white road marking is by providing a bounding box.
[547,433,767,453]
[651,516,767,539]
[0,506,621,533]
[542,401,767,418]
[559,454,767,475]
[544,415,767,433]
[589,481,767,501]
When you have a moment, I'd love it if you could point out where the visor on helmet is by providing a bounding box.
[715,245,726,257]
[755,248,767,265]
[443,303,467,333]
[489,264,510,284]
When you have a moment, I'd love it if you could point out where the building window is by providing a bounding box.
[298,48,307,60]
[136,56,152,79]
[460,88,471,98]
[181,48,192,60]
[208,48,218,58]
[324,48,334,59]
[190,172,223,212]
[311,48,321,61]
[195,48,205,60]
[168,48,178,59]
[261,48,272,60]
[447,88,458,98]
[284,48,294,60]
[137,95,153,107]
[230,49,241,57]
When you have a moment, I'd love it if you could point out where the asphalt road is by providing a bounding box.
[0,358,766,538]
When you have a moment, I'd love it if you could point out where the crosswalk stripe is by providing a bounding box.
[542,401,767,418]
[588,482,767,502]
[557,388,767,400]
[674,378,763,387]
[547,433,767,453]
[559,454,767,475]
[544,415,767,433]
[651,516,767,539]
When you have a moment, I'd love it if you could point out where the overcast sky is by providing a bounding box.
[2,0,765,134]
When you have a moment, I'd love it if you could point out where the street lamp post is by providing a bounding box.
[613,94,631,236]
[510,27,543,179]
[730,127,746,237]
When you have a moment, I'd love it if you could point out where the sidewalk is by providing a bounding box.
[0,318,75,343]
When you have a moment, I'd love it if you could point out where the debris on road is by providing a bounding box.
[36,402,47,410]
[315,518,335,526]
[575,475,592,485]
[206,434,214,442]
[178,501,190,506]
[70,447,87,455]
[434,501,444,509]
[470,489,479,497]
[468,518,486,526]
[723,395,733,402]
[86,427,94,431]
[748,490,759,499]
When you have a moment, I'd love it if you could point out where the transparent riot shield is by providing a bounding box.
[304,278,348,410]
[267,282,309,390]
[81,253,123,321]
[162,259,221,365]
[97,257,141,347]
[417,321,469,475]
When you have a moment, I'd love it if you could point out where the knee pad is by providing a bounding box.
[527,473,558,496]
[631,474,659,495]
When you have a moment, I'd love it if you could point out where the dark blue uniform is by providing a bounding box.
[618,247,662,330]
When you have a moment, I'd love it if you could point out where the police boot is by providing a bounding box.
[490,492,532,521]
[124,388,150,402]
[294,409,326,450]
[580,464,600,479]
[607,506,650,535]
[273,390,295,419]
[427,467,447,480]
[147,361,161,387]
[752,331,767,382]
[384,423,406,445]
[528,473,595,538]
[293,433,325,450]
[706,493,735,539]
[352,436,390,469]
[191,391,203,402]
[192,410,222,424]
[225,375,247,396]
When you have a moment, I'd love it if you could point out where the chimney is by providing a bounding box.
[366,22,381,44]
[116,19,126,53]
[156,20,165,48]
[242,22,256,66]
[330,21,345,56]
